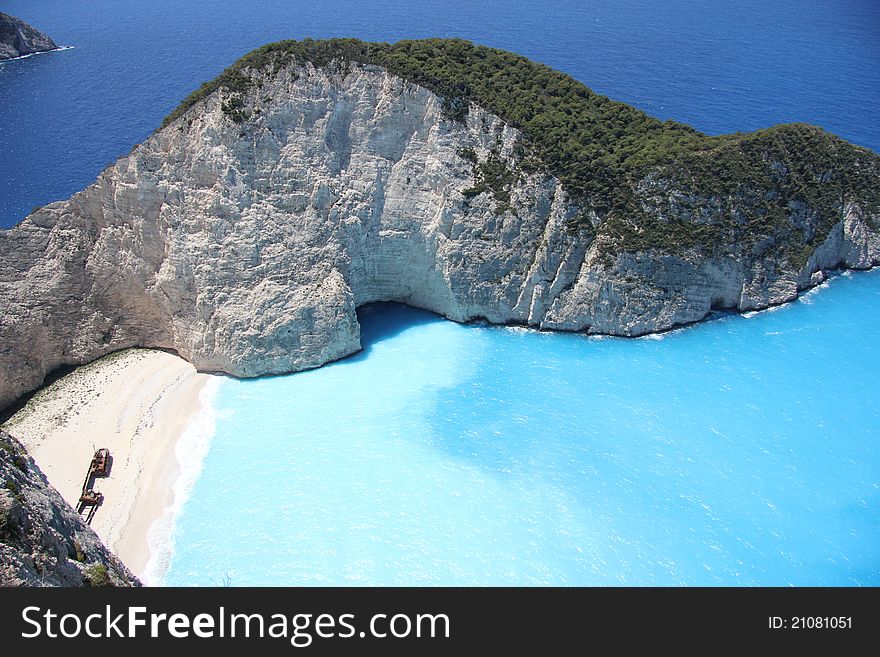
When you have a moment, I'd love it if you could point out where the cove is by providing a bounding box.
[160,270,880,586]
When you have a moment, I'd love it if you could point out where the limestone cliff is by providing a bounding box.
[0,39,878,410]
[0,13,58,61]
[0,429,139,586]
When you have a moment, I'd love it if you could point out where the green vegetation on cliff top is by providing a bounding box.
[163,38,879,264]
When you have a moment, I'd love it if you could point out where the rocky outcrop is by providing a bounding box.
[0,51,878,410]
[541,207,880,334]
[0,13,58,61]
[0,429,139,586]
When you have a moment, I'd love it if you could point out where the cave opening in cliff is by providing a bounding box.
[352,302,447,361]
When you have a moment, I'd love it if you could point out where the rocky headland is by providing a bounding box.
[0,12,59,61]
[1,38,878,411]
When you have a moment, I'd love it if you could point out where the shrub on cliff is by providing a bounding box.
[162,38,879,261]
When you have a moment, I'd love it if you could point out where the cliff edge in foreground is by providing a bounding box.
[1,39,878,409]
[0,12,58,61]
[0,429,139,586]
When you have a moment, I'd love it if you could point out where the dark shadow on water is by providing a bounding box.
[346,302,446,363]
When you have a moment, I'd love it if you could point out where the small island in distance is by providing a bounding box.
[0,12,60,61]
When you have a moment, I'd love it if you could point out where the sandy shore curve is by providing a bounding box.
[1,348,217,581]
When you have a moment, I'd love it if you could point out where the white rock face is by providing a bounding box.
[1,61,878,409]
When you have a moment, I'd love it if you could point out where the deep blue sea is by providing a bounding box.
[2,1,878,585]
[2,0,879,229]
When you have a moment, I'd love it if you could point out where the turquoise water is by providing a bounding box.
[162,271,880,586]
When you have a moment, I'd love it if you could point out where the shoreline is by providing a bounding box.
[0,348,217,582]
[141,377,222,585]
[0,266,873,584]
[0,45,74,63]
[460,265,878,340]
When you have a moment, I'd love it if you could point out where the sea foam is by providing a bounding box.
[0,45,74,63]
[141,376,223,585]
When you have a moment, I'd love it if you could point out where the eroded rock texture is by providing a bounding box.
[1,61,878,409]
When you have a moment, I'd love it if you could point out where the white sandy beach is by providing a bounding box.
[1,349,216,580]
